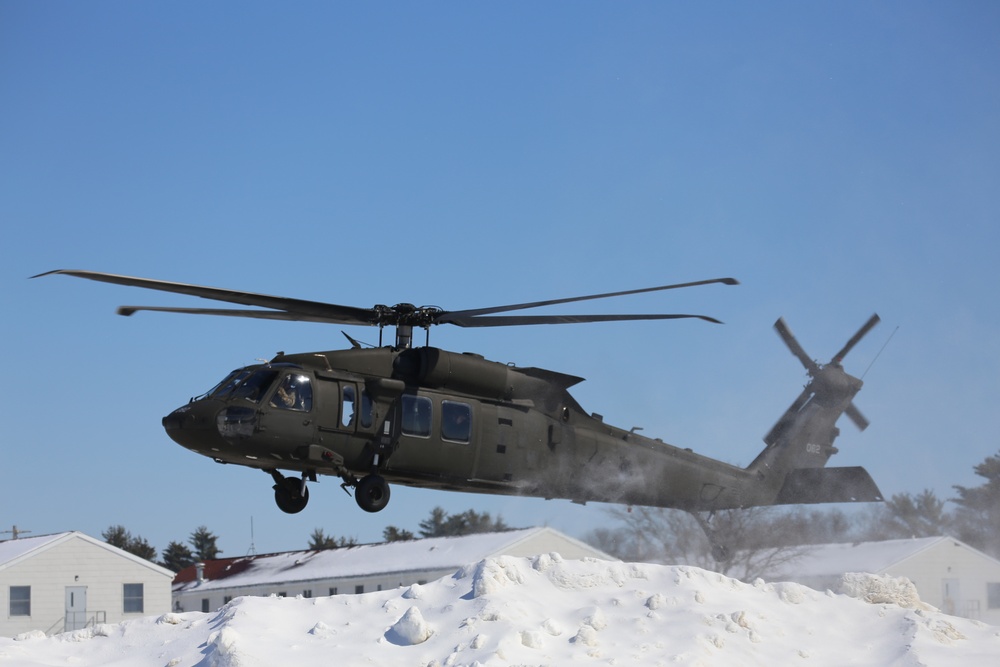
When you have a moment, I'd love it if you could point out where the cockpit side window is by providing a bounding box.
[269,374,313,412]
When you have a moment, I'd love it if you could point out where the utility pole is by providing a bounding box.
[1,525,31,540]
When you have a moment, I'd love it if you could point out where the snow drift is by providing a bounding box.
[1,555,998,666]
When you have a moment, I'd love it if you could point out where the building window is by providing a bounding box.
[988,583,1000,609]
[355,585,364,594]
[303,589,312,598]
[329,587,338,596]
[201,599,210,613]
[223,596,233,605]
[123,583,144,613]
[9,586,30,616]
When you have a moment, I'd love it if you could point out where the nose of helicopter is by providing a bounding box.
[162,400,225,452]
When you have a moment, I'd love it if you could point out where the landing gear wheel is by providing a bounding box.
[355,474,390,513]
[274,476,309,514]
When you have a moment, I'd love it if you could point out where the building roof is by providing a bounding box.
[0,533,67,570]
[0,531,174,578]
[173,527,608,594]
[767,536,996,580]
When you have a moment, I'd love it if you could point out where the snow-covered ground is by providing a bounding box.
[2,555,998,666]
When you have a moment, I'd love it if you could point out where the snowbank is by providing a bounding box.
[1,555,998,666]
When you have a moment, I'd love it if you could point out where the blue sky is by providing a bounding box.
[2,1,998,557]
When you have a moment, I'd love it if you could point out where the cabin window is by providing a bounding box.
[269,374,313,411]
[401,395,432,437]
[360,391,373,428]
[123,583,144,613]
[9,586,30,616]
[338,385,373,428]
[342,385,356,426]
[441,401,472,443]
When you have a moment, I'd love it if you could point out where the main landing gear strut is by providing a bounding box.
[269,469,391,514]
[690,511,732,563]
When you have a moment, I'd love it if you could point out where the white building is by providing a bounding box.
[761,536,1000,625]
[1,531,174,637]
[173,527,611,613]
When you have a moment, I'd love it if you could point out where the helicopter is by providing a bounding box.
[36,270,884,559]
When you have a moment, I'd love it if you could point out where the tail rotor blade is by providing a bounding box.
[845,402,870,431]
[774,318,819,374]
[832,314,881,364]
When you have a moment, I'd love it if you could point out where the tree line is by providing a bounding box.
[103,525,222,573]
[104,506,510,572]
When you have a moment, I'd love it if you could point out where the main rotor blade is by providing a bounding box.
[439,277,738,320]
[831,313,881,364]
[774,317,820,374]
[440,313,723,328]
[116,305,361,325]
[33,270,376,326]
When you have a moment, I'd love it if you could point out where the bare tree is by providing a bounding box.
[586,505,855,582]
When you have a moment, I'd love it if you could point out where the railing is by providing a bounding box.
[46,610,108,635]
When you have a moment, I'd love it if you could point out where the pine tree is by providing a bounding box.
[102,525,131,550]
[417,507,511,538]
[383,526,415,542]
[162,541,196,572]
[102,524,157,561]
[880,490,953,538]
[308,528,338,550]
[952,451,1000,557]
[189,526,222,560]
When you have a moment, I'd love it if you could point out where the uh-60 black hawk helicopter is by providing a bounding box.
[37,270,884,559]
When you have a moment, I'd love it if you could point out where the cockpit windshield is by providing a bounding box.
[206,369,251,398]
[231,369,279,402]
[207,368,279,403]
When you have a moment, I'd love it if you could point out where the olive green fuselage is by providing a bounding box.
[163,346,778,512]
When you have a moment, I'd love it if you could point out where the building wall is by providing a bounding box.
[172,529,614,614]
[1,536,172,636]
[177,557,566,613]
[497,530,605,561]
[173,567,457,613]
[884,540,1000,626]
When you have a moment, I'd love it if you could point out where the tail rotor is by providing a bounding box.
[766,314,880,443]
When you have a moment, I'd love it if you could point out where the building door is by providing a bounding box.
[942,578,961,616]
[65,586,88,631]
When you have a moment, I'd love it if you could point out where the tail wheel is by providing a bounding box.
[355,474,391,513]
